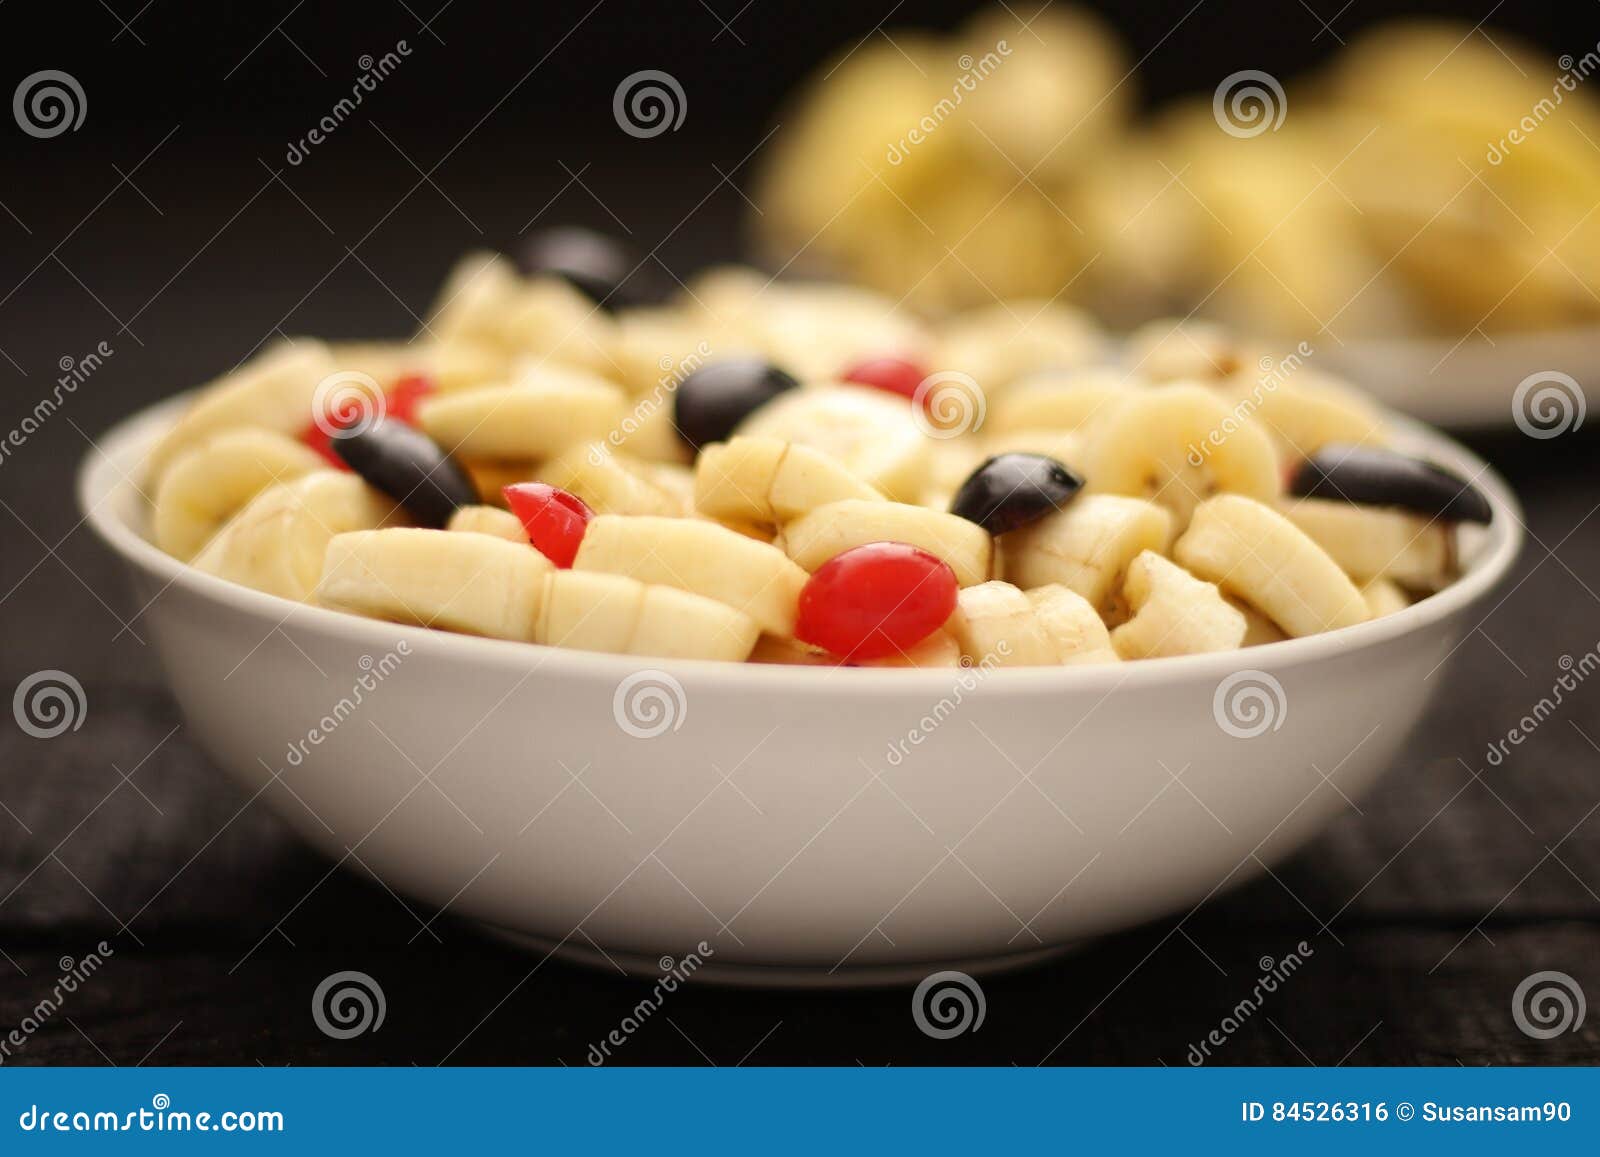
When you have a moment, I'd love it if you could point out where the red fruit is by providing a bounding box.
[387,373,437,425]
[840,356,926,402]
[794,542,958,661]
[299,421,348,469]
[503,482,593,568]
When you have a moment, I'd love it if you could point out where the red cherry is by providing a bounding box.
[387,373,437,425]
[298,421,348,469]
[299,389,361,470]
[794,542,958,661]
[503,482,593,568]
[840,356,926,403]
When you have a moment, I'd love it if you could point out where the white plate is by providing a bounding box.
[80,398,1522,986]
[1324,324,1600,431]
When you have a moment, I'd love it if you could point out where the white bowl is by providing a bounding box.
[1325,323,1600,431]
[81,396,1522,986]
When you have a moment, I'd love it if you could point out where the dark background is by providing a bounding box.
[1,0,1598,1065]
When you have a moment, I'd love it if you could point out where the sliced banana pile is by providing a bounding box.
[754,7,1600,338]
[141,237,1492,668]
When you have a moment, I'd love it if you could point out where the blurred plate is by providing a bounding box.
[1324,324,1599,432]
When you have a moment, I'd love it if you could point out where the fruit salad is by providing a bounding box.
[141,230,1492,669]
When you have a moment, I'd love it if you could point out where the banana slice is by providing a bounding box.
[316,528,551,641]
[933,300,1104,392]
[681,264,771,320]
[779,499,992,587]
[997,494,1174,613]
[1109,551,1246,659]
[695,436,884,526]
[573,514,809,636]
[1174,495,1370,638]
[1079,383,1282,525]
[1281,497,1453,590]
[609,391,693,465]
[639,461,695,510]
[989,369,1135,433]
[1230,597,1288,647]
[446,505,527,542]
[424,341,513,393]
[949,581,1058,666]
[857,629,963,668]
[752,283,932,382]
[1213,372,1387,459]
[612,308,719,397]
[1026,585,1120,665]
[426,250,521,348]
[923,441,991,509]
[327,340,508,394]
[152,428,327,561]
[749,634,834,666]
[736,385,931,502]
[539,570,640,654]
[631,584,761,661]
[1124,319,1253,382]
[193,472,401,602]
[537,443,682,516]
[416,369,626,462]
[145,338,334,483]
[324,342,416,388]
[979,428,1087,468]
[494,278,620,376]
[537,570,759,661]
[1362,577,1411,618]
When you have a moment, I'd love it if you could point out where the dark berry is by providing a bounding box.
[949,453,1084,535]
[514,227,639,310]
[1288,443,1491,524]
[674,357,800,451]
[332,420,477,529]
